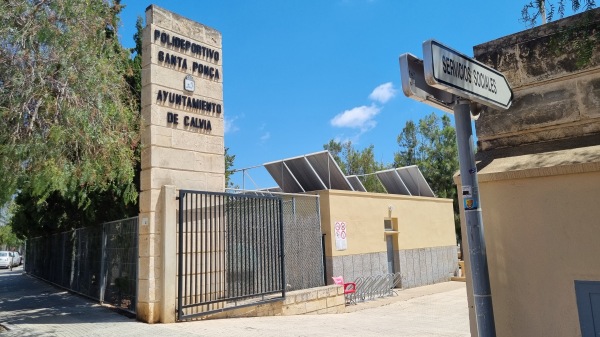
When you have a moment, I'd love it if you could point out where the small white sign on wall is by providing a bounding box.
[334,221,347,251]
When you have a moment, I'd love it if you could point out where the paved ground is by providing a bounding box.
[0,266,470,337]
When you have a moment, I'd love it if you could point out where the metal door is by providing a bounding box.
[386,235,395,274]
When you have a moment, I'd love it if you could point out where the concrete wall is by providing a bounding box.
[317,189,457,287]
[460,8,600,337]
[324,246,457,289]
[397,246,457,289]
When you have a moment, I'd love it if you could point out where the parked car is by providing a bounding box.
[13,251,22,265]
[0,251,20,269]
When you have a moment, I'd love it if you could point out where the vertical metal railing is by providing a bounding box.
[24,217,138,313]
[224,189,325,292]
[177,190,284,320]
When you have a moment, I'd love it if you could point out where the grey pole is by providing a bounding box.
[453,99,496,337]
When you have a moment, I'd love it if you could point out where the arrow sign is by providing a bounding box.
[399,53,456,113]
[423,39,513,109]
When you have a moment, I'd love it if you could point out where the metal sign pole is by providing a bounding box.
[453,99,496,337]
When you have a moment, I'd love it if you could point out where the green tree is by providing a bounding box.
[394,113,460,240]
[324,140,387,193]
[225,147,236,188]
[0,224,22,250]
[1,0,140,236]
[126,16,144,109]
[395,120,419,167]
[521,0,596,26]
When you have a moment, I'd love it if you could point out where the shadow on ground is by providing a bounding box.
[0,269,134,327]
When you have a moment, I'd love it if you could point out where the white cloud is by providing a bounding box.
[260,131,270,142]
[257,123,270,143]
[224,115,239,134]
[330,104,380,131]
[368,82,396,104]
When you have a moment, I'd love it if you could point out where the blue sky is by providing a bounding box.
[118,1,560,190]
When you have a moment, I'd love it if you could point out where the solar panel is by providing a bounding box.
[375,166,435,197]
[397,165,435,197]
[264,160,304,193]
[305,151,353,190]
[376,169,411,195]
[264,151,354,193]
[262,151,434,197]
[282,156,326,191]
[346,175,367,192]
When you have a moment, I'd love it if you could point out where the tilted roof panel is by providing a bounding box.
[264,151,354,192]
[376,168,411,195]
[264,160,304,193]
[346,175,367,192]
[397,166,435,197]
[304,151,353,190]
[283,156,326,191]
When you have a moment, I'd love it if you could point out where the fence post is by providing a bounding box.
[99,223,108,303]
[279,198,286,297]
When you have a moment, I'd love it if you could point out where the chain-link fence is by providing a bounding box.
[225,190,325,292]
[281,194,324,291]
[25,217,138,313]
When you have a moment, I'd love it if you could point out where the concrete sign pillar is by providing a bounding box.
[138,5,224,323]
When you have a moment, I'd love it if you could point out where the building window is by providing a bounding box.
[384,218,397,231]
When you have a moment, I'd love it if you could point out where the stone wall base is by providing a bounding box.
[325,245,458,288]
[197,285,345,320]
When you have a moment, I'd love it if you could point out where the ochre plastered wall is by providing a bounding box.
[318,189,456,257]
[459,167,600,337]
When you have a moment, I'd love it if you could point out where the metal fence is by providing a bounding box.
[25,217,138,313]
[226,190,326,292]
[178,190,284,320]
[281,194,324,291]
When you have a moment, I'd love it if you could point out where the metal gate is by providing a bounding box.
[177,190,284,320]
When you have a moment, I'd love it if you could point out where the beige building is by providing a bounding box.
[460,9,600,337]
[318,189,458,288]
[263,151,459,289]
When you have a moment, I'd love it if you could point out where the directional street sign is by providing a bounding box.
[399,53,456,113]
[399,39,503,336]
[422,39,513,109]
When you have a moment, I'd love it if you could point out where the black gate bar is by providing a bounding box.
[177,190,284,320]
